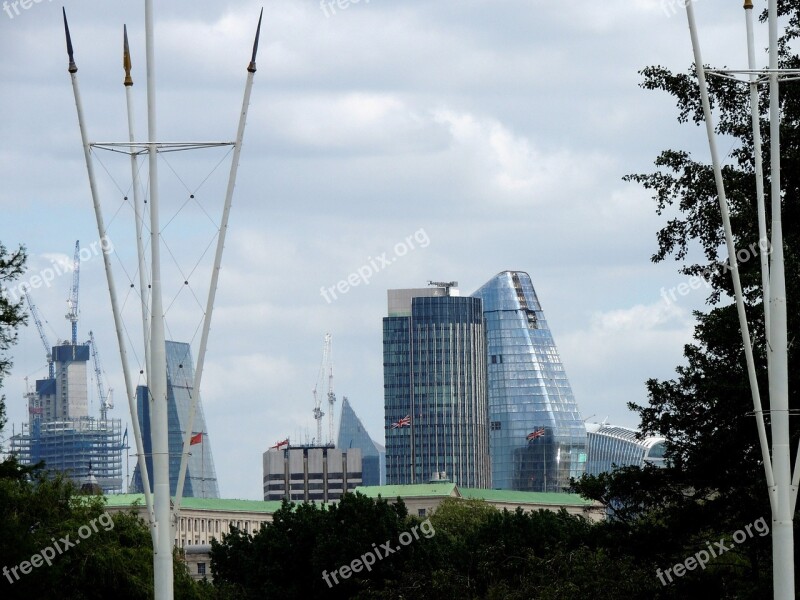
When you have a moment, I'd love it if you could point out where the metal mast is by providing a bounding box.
[64,8,261,597]
[66,240,80,345]
[683,1,794,596]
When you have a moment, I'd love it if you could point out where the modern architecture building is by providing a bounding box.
[383,283,491,488]
[262,444,362,502]
[336,396,385,486]
[10,341,124,494]
[585,423,667,476]
[472,271,586,492]
[131,341,220,498]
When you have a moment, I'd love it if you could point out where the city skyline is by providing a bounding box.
[1,0,733,500]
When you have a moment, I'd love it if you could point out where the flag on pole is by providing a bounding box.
[526,428,545,442]
[270,438,289,450]
[190,432,203,445]
[391,415,411,429]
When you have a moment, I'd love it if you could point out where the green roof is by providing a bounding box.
[353,483,459,498]
[460,488,594,507]
[103,494,284,514]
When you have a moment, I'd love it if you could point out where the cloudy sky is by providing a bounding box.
[0,0,768,500]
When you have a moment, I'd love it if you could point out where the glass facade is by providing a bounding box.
[336,397,386,486]
[472,271,586,492]
[383,289,490,488]
[131,341,220,498]
[585,424,666,476]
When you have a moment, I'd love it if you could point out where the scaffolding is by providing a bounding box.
[10,417,124,494]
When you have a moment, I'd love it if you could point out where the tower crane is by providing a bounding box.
[312,333,331,445]
[89,330,113,421]
[24,292,54,379]
[327,336,336,445]
[66,240,80,345]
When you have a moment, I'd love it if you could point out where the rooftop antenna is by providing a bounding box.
[684,0,794,595]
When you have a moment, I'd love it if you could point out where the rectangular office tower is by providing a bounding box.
[473,271,587,492]
[383,285,490,488]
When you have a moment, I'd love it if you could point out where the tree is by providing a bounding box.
[574,2,800,595]
[0,242,26,438]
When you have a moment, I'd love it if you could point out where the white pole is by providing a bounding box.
[62,9,155,526]
[122,27,156,536]
[684,1,776,506]
[744,0,771,339]
[143,0,174,597]
[124,25,153,390]
[174,10,262,514]
[766,0,795,595]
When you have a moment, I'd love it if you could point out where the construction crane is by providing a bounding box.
[24,292,54,379]
[89,330,113,421]
[327,336,336,445]
[312,333,331,445]
[65,240,80,345]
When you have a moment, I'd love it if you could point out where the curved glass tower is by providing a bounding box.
[472,271,586,492]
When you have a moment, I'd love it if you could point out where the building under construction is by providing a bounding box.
[9,242,125,494]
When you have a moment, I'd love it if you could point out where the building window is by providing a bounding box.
[418,509,426,517]
[490,421,502,431]
[197,563,206,576]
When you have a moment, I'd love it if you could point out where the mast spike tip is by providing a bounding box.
[62,7,77,73]
[123,24,133,86]
[248,8,263,73]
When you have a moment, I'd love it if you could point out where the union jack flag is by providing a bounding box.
[391,415,411,429]
[526,428,545,442]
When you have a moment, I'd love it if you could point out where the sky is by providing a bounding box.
[0,0,773,500]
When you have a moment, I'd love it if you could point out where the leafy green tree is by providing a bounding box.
[573,2,800,596]
[0,242,26,439]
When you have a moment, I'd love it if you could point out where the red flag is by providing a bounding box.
[270,438,289,450]
[190,432,203,445]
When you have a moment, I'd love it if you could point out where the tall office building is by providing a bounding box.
[10,341,124,494]
[131,341,220,498]
[337,396,385,486]
[472,271,586,492]
[585,423,666,476]
[383,283,490,488]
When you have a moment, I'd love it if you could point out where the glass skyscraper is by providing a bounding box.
[337,396,386,486]
[131,341,220,498]
[383,285,490,488]
[472,271,586,492]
